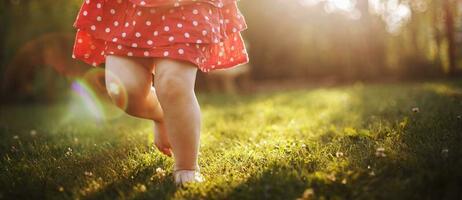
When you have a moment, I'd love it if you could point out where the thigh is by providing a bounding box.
[153,58,198,89]
[105,55,154,96]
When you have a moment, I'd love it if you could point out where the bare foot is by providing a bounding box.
[154,121,172,157]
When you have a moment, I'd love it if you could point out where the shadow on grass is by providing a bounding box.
[85,162,179,200]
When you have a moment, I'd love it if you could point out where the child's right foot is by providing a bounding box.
[153,121,172,157]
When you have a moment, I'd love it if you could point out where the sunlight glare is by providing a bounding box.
[64,68,125,124]
[370,0,411,33]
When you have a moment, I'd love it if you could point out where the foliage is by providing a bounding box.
[0,0,461,83]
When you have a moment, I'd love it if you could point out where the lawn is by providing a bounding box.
[1,79,462,200]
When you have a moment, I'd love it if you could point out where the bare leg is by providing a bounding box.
[105,55,172,156]
[153,58,201,172]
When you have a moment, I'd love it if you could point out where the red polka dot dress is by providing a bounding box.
[72,0,249,73]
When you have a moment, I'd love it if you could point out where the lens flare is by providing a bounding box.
[70,78,105,121]
[67,67,126,122]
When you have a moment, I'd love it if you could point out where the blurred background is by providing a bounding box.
[1,0,462,103]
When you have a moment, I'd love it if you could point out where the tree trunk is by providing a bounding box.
[0,1,6,68]
[432,0,442,67]
[443,0,457,75]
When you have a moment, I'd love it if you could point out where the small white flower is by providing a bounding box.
[375,147,386,157]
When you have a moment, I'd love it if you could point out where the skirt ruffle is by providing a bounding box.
[72,0,249,73]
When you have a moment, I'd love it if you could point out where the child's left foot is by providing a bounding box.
[153,121,172,157]
[173,169,205,186]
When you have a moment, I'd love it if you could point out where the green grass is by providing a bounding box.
[1,79,462,200]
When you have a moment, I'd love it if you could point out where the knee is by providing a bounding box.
[105,80,127,109]
[105,79,146,110]
[155,75,192,103]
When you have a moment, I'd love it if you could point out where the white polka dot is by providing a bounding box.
[146,21,152,26]
[177,23,183,28]
[184,32,190,38]
[91,25,96,31]
[178,49,184,54]
[193,21,198,26]
[125,22,130,27]
[169,36,175,42]
[127,52,133,56]
[163,51,169,56]
[196,40,202,44]
[83,11,88,16]
[132,43,138,48]
[110,9,116,14]
[202,30,207,36]
[192,9,199,14]
[140,1,146,5]
[105,28,111,33]
[147,40,153,45]
[97,16,102,21]
[144,51,150,56]
[117,45,123,49]
[122,32,127,37]
[114,21,119,26]
[112,38,118,42]
[153,31,158,36]
[78,39,83,43]
[96,3,102,8]
[135,32,141,37]
[164,26,170,31]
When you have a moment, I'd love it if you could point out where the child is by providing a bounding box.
[71,0,249,185]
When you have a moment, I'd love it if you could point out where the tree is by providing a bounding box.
[443,0,457,75]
